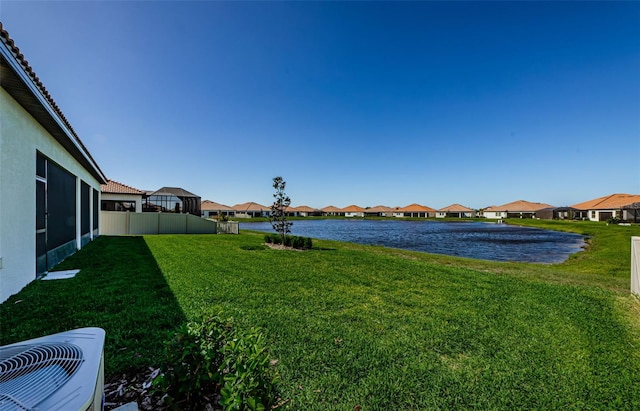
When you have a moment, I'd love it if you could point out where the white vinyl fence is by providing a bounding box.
[632,236,640,297]
[101,211,238,235]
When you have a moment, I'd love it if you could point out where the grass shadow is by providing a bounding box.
[0,235,187,377]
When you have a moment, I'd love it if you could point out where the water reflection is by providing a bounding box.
[241,220,585,263]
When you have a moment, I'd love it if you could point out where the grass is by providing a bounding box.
[1,220,640,409]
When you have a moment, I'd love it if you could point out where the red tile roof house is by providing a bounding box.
[201,200,235,218]
[1,25,107,302]
[101,179,145,212]
[321,205,344,216]
[482,200,555,219]
[395,204,437,218]
[341,205,366,218]
[436,203,476,218]
[571,193,640,222]
[285,205,322,217]
[364,205,394,217]
[232,202,271,218]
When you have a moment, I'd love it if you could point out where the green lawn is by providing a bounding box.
[1,220,639,409]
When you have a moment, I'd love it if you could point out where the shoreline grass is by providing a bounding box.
[1,221,639,409]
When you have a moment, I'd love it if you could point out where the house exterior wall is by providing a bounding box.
[483,211,507,219]
[0,88,101,303]
[102,192,143,212]
[587,209,619,222]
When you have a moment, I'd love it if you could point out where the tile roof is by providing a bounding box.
[1,23,106,183]
[288,205,320,213]
[232,202,271,212]
[100,179,145,195]
[570,193,640,210]
[341,205,365,212]
[397,203,437,212]
[321,205,342,213]
[439,203,474,212]
[366,205,393,212]
[201,200,234,211]
[484,200,555,212]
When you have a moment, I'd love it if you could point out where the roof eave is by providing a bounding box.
[0,34,107,184]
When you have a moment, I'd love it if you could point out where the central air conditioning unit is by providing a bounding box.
[0,327,105,411]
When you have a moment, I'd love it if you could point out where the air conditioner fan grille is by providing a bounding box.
[0,342,83,411]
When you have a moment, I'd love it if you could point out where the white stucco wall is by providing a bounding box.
[483,211,506,219]
[0,88,102,303]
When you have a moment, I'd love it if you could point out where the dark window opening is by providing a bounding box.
[101,200,136,212]
[81,181,90,235]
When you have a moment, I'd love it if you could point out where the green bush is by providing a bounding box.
[264,234,312,250]
[154,316,278,410]
[304,237,313,249]
[292,236,304,249]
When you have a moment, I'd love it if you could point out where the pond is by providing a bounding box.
[240,219,586,263]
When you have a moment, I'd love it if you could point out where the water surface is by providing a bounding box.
[241,219,585,263]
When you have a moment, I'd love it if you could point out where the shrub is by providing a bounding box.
[304,237,313,249]
[154,316,278,410]
[292,236,304,249]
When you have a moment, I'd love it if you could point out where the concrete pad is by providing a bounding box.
[40,269,80,280]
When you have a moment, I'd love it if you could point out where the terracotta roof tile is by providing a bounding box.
[484,200,554,212]
[366,205,393,212]
[341,205,365,212]
[397,203,437,212]
[321,205,342,213]
[439,203,474,212]
[570,193,640,210]
[201,200,233,211]
[101,179,144,195]
[288,205,320,212]
[232,202,270,212]
[1,23,105,182]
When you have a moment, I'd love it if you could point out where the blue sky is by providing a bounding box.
[2,1,639,209]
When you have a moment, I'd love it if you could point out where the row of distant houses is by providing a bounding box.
[100,179,640,223]
[199,195,640,222]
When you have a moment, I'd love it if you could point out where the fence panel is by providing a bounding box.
[159,213,188,234]
[130,213,161,234]
[101,211,129,235]
[632,237,640,296]
[186,214,218,234]
[217,221,239,234]
[101,212,221,235]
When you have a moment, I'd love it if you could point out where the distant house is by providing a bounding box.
[1,25,107,302]
[571,193,640,222]
[341,205,366,218]
[201,200,235,218]
[436,204,476,218]
[232,202,270,218]
[364,205,394,217]
[143,187,201,216]
[101,179,144,212]
[322,205,344,216]
[286,205,322,217]
[395,204,436,218]
[483,200,555,219]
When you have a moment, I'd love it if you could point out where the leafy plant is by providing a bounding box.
[154,316,278,410]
